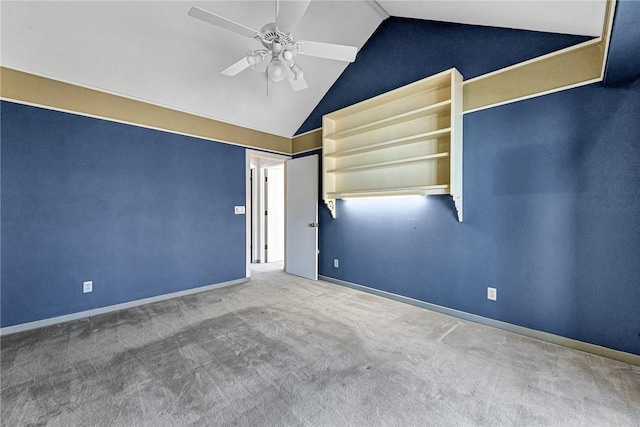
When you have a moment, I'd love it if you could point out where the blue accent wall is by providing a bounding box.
[297,18,590,134]
[1,102,246,327]
[319,80,640,355]
[604,0,640,86]
[305,16,640,355]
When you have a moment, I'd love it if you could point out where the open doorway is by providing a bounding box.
[246,150,290,277]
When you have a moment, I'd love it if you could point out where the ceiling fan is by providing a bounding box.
[188,0,358,91]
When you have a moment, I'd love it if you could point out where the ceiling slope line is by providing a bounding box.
[367,0,390,19]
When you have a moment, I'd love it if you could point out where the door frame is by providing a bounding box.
[245,150,291,277]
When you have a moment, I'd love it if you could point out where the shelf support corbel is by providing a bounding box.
[325,198,336,218]
[452,194,463,222]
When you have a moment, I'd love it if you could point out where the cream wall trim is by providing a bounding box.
[0,67,292,154]
[463,38,601,87]
[463,0,616,113]
[463,39,603,113]
[463,77,604,115]
[600,0,617,78]
[292,128,323,154]
[0,278,248,336]
[320,275,640,367]
[294,127,323,137]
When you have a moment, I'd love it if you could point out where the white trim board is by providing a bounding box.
[320,275,640,367]
[0,278,248,336]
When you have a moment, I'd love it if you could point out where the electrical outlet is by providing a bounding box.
[234,205,245,215]
[83,281,93,293]
[333,259,339,268]
[487,287,497,301]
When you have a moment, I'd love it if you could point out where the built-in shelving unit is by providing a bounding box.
[322,68,463,221]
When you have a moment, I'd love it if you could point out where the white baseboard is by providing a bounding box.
[320,275,640,367]
[0,278,249,336]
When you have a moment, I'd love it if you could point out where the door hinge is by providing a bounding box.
[265,176,268,183]
[265,210,268,216]
[264,244,268,250]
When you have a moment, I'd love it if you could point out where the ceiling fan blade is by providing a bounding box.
[287,71,308,92]
[276,0,311,34]
[188,6,258,39]
[221,57,251,76]
[297,40,358,62]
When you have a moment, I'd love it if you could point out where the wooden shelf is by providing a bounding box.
[327,152,449,174]
[322,68,463,221]
[328,185,449,199]
[324,100,451,140]
[327,72,453,120]
[326,128,451,158]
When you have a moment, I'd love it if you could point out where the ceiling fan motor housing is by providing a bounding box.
[254,22,304,82]
[258,23,297,52]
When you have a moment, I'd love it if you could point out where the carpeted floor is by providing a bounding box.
[250,261,284,274]
[1,270,639,426]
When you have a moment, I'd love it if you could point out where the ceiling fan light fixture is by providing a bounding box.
[246,51,265,67]
[272,41,283,55]
[282,49,294,62]
[267,58,287,82]
[188,3,358,91]
[290,62,304,80]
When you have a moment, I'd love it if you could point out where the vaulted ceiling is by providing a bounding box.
[1,1,607,137]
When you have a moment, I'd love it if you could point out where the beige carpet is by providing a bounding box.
[250,261,284,274]
[2,270,639,426]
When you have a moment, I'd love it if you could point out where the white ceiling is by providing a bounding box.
[1,1,606,137]
[380,1,607,37]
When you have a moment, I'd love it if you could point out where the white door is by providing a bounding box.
[285,155,318,280]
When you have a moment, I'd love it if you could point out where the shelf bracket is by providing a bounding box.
[452,193,463,222]
[325,198,336,218]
